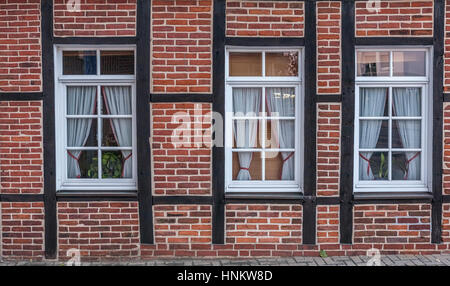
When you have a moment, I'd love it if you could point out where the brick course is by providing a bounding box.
[226,1,304,37]
[151,0,212,93]
[316,103,340,197]
[317,1,341,94]
[317,205,339,245]
[355,0,433,37]
[0,101,43,194]
[53,0,136,37]
[0,0,41,92]
[57,202,140,262]
[1,202,44,260]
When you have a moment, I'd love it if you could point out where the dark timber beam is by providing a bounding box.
[339,0,355,244]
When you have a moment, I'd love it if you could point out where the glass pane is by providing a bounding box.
[392,87,421,117]
[265,87,295,117]
[359,151,388,181]
[232,151,262,180]
[357,51,390,76]
[67,118,97,147]
[392,120,421,149]
[359,87,388,117]
[392,152,421,180]
[359,120,388,149]
[101,150,126,179]
[265,52,299,76]
[393,51,426,76]
[266,119,295,149]
[265,151,294,180]
[233,119,259,148]
[102,119,132,147]
[63,51,97,75]
[101,86,132,115]
[229,52,262,76]
[232,87,261,116]
[67,86,97,115]
[67,150,98,178]
[100,51,134,75]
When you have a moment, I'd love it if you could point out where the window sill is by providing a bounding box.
[353,191,433,201]
[225,192,303,200]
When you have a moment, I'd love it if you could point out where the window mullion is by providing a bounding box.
[261,86,266,182]
[388,86,392,181]
[97,85,102,180]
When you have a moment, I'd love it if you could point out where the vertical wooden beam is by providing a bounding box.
[339,0,355,244]
[41,0,57,259]
[212,0,226,244]
[432,0,444,244]
[302,0,317,245]
[136,0,153,244]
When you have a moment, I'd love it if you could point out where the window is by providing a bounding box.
[225,47,303,193]
[354,47,431,193]
[55,46,137,191]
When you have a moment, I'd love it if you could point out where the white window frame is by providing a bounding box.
[224,46,304,193]
[354,46,432,193]
[54,45,137,191]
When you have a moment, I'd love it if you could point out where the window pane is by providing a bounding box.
[392,152,421,180]
[392,87,421,117]
[100,51,134,75]
[359,87,388,117]
[63,51,97,75]
[102,119,132,147]
[357,51,390,76]
[359,151,388,181]
[359,120,388,149]
[67,86,97,115]
[266,87,295,117]
[67,118,97,147]
[229,52,262,76]
[233,119,260,148]
[232,151,262,180]
[232,87,261,116]
[265,52,298,76]
[101,86,132,115]
[101,150,128,178]
[266,119,295,149]
[265,151,294,180]
[67,150,98,178]
[393,51,425,76]
[392,120,421,149]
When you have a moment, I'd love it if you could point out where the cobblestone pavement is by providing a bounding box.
[1,254,450,266]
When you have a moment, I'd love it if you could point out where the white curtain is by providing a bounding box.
[233,88,261,180]
[103,86,133,178]
[266,87,295,180]
[67,86,97,178]
[359,87,387,180]
[393,87,421,180]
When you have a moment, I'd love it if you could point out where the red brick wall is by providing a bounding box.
[316,103,340,197]
[1,202,44,260]
[317,1,341,94]
[151,103,212,196]
[226,1,304,37]
[0,0,41,92]
[444,0,450,92]
[150,205,212,256]
[444,103,450,195]
[151,0,212,93]
[53,0,136,37]
[355,0,433,37]
[317,205,339,245]
[443,204,450,243]
[353,204,431,252]
[0,101,43,194]
[57,202,140,262]
[225,204,302,257]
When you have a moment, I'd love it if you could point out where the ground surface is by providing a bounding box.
[1,254,450,266]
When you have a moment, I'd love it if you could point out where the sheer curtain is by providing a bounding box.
[103,86,133,178]
[233,88,261,180]
[359,88,387,180]
[393,87,421,180]
[266,87,295,180]
[67,86,97,178]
